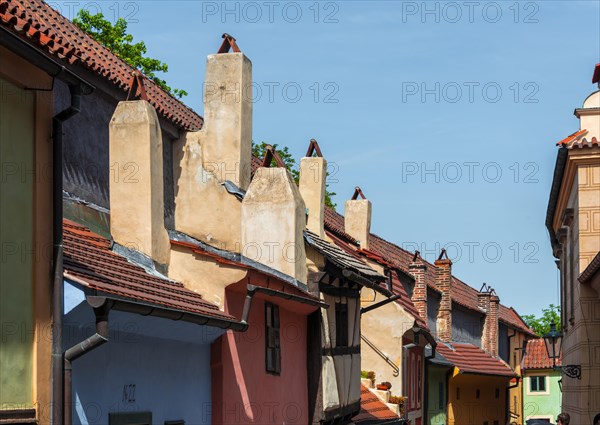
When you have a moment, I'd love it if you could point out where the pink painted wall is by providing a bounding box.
[211,281,311,424]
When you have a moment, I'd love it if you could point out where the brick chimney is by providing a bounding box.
[478,284,500,356]
[434,249,452,342]
[241,147,307,283]
[299,139,326,237]
[173,35,250,251]
[344,187,371,250]
[109,100,170,266]
[409,251,428,324]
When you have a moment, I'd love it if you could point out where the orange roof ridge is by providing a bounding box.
[0,0,203,130]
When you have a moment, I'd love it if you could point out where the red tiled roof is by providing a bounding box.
[323,208,535,336]
[499,305,534,336]
[0,0,203,130]
[556,129,587,146]
[63,220,234,320]
[353,385,400,423]
[523,338,562,369]
[326,229,428,331]
[436,342,516,377]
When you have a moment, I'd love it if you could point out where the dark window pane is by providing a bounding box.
[265,302,281,374]
[335,303,348,347]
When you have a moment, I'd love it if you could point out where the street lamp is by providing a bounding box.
[543,322,562,367]
[542,321,581,380]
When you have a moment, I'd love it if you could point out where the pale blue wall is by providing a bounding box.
[64,281,223,424]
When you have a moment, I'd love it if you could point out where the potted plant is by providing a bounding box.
[376,381,392,391]
[366,371,376,386]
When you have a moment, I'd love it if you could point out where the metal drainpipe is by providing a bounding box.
[506,376,521,425]
[51,84,84,425]
[63,303,110,425]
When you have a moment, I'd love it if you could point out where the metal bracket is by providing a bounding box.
[351,187,366,200]
[556,365,581,379]
[261,145,287,168]
[305,139,323,157]
[126,71,148,101]
[217,33,241,53]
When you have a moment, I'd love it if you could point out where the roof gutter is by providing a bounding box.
[342,269,393,297]
[360,294,401,314]
[0,26,95,93]
[545,146,569,255]
[241,284,329,322]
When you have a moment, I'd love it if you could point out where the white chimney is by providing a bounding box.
[201,34,252,189]
[109,100,170,266]
[299,139,327,237]
[344,187,371,250]
[241,147,307,282]
[173,34,250,251]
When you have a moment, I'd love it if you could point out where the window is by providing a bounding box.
[476,389,480,399]
[417,357,422,406]
[265,302,281,375]
[530,376,546,392]
[109,412,152,425]
[495,388,500,399]
[438,382,444,410]
[335,303,348,347]
[456,388,460,400]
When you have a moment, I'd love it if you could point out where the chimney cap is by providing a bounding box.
[351,187,367,200]
[217,33,242,54]
[593,63,600,85]
[126,71,148,101]
[261,145,287,168]
[305,139,324,158]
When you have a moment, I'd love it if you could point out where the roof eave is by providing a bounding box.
[545,147,569,255]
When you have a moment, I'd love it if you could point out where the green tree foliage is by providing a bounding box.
[522,304,561,336]
[73,10,187,99]
[252,142,337,209]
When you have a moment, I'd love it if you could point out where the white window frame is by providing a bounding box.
[526,415,553,422]
[525,374,550,395]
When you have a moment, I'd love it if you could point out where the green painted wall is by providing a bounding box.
[0,77,34,408]
[522,370,562,422]
[427,366,448,425]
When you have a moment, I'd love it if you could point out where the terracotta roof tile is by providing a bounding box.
[556,129,587,146]
[523,338,562,369]
[326,229,428,331]
[436,342,516,377]
[0,0,203,130]
[323,208,534,335]
[353,385,401,423]
[63,220,233,320]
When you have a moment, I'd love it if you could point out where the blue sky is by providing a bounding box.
[58,1,599,316]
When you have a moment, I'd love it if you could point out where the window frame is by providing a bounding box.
[526,375,549,395]
[335,302,349,348]
[265,302,281,375]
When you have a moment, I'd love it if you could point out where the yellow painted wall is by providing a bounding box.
[447,373,508,425]
[0,45,54,422]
